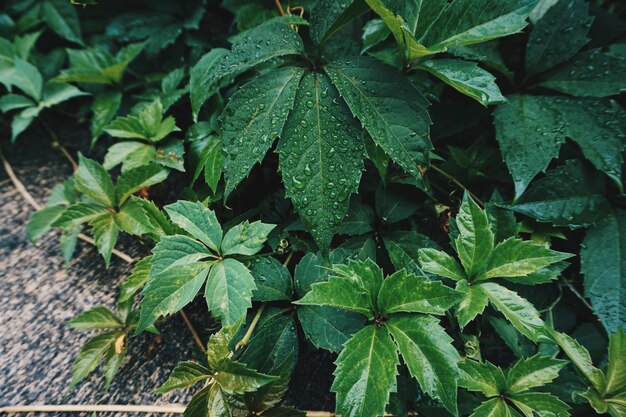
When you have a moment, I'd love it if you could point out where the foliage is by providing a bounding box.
[3,0,624,415]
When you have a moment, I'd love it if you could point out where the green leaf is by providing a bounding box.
[205,259,257,325]
[481,282,547,342]
[378,270,461,315]
[605,328,626,396]
[214,360,278,394]
[222,66,303,195]
[41,0,83,45]
[190,48,229,120]
[69,331,120,390]
[467,398,509,417]
[494,95,625,197]
[455,193,494,277]
[384,231,439,276]
[191,19,305,119]
[310,0,369,46]
[91,90,122,142]
[455,280,489,328]
[207,318,242,370]
[582,210,626,334]
[75,153,116,208]
[297,306,364,353]
[119,255,152,303]
[10,58,42,101]
[41,82,87,107]
[418,248,466,281]
[476,237,571,281]
[459,359,507,397]
[386,315,460,416]
[26,205,66,242]
[52,203,109,229]
[103,142,152,171]
[507,160,611,228]
[115,164,169,205]
[151,235,211,276]
[525,0,592,75]
[506,354,567,394]
[137,262,210,333]
[418,59,506,106]
[375,186,419,224]
[332,325,399,417]
[67,306,123,330]
[114,199,156,237]
[164,201,222,253]
[191,134,223,193]
[0,94,35,112]
[90,213,119,266]
[102,346,125,388]
[508,392,570,417]
[277,71,364,251]
[155,361,212,394]
[326,56,431,178]
[419,0,537,53]
[540,49,626,97]
[249,257,293,302]
[549,329,605,391]
[221,221,275,256]
[337,198,375,235]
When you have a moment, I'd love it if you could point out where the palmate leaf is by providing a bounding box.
[277,71,364,251]
[506,355,567,394]
[297,306,364,353]
[163,201,222,253]
[386,315,460,416]
[295,273,374,318]
[221,221,276,256]
[581,209,626,333]
[150,235,211,276]
[90,213,119,266]
[222,66,303,197]
[69,330,122,390]
[455,193,494,277]
[459,359,507,397]
[332,325,399,417]
[418,248,467,281]
[418,59,506,106]
[205,259,257,325]
[75,153,116,208]
[455,280,489,328]
[508,392,570,417]
[326,56,431,178]
[156,361,212,394]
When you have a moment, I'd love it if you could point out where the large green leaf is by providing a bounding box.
[506,354,567,394]
[213,361,278,394]
[137,262,210,333]
[481,282,547,342]
[549,329,605,392]
[466,398,509,417]
[507,160,611,228]
[295,273,374,318]
[164,201,222,252]
[378,270,461,315]
[75,153,116,208]
[508,392,570,417]
[418,248,467,281]
[310,0,369,46]
[277,71,364,251]
[297,306,364,353]
[326,56,431,178]
[581,209,626,333]
[90,213,119,266]
[525,0,592,75]
[222,66,303,197]
[419,0,537,53]
[205,259,257,325]
[41,0,83,45]
[459,359,507,397]
[332,325,399,417]
[455,193,494,277]
[476,237,571,281]
[150,235,212,276]
[386,315,460,416]
[540,49,626,97]
[189,48,229,120]
[455,280,489,328]
[190,18,305,119]
[221,221,275,256]
[418,59,506,106]
[69,330,121,390]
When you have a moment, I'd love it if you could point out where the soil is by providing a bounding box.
[0,120,335,416]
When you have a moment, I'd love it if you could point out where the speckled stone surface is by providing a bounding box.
[0,123,335,416]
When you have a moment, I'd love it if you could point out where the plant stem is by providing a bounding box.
[235,303,266,351]
[0,404,186,414]
[563,281,594,312]
[283,250,295,267]
[180,309,206,353]
[41,118,78,171]
[274,0,286,15]
[429,165,484,207]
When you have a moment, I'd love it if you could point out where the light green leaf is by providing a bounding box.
[0,94,35,112]
[332,325,399,417]
[115,164,169,205]
[476,237,571,281]
[506,354,567,394]
[41,82,87,107]
[207,319,242,370]
[326,56,431,178]
[549,329,605,391]
[213,360,277,394]
[581,209,626,334]
[455,280,489,328]
[333,259,384,308]
[75,153,116,208]
[10,108,38,141]
[103,142,151,171]
[90,213,119,266]
[295,273,374,318]
[151,235,212,276]
[605,328,626,396]
[119,256,152,303]
[525,0,592,74]
[42,0,83,45]
[378,270,462,315]
[205,259,256,325]
[221,221,275,256]
[222,66,303,198]
[509,392,570,417]
[191,134,223,193]
[386,315,460,416]
[455,193,494,277]
[418,248,466,281]
[67,306,123,330]
[164,201,222,253]
[155,361,212,394]
[384,231,440,276]
[277,71,364,251]
[52,203,109,229]
[11,58,43,101]
[137,262,210,333]
[481,282,547,342]
[69,331,120,390]
[540,49,626,97]
[26,205,66,242]
[113,199,156,237]
[419,59,506,106]
[91,90,122,142]
[467,398,509,417]
[459,359,507,397]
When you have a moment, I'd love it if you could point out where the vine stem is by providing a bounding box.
[235,303,266,351]
[41,118,78,171]
[274,0,286,15]
[429,165,485,207]
[0,148,208,352]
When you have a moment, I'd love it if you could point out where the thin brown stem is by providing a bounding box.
[283,250,295,267]
[180,309,206,353]
[564,281,594,312]
[41,118,78,171]
[235,303,266,351]
[274,0,286,15]
[429,165,484,207]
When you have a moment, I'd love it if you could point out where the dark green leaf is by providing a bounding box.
[384,231,440,276]
[250,257,293,302]
[67,306,123,330]
[41,0,83,45]
[221,221,275,256]
[310,0,369,46]
[205,259,256,325]
[75,153,116,208]
[155,361,212,394]
[90,213,119,266]
[115,164,169,205]
[297,306,364,353]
